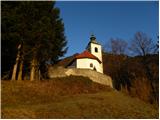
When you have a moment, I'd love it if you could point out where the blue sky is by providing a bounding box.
[55,1,159,57]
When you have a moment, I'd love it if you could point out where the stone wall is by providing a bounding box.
[48,67,113,88]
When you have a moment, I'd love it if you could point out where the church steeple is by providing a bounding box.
[86,34,103,73]
[90,34,98,44]
[89,34,101,45]
[90,34,96,41]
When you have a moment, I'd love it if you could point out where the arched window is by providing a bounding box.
[95,47,98,52]
[90,63,93,67]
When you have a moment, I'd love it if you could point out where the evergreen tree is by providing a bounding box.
[1,2,21,79]
[1,1,67,80]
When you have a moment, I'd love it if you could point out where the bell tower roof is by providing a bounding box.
[86,34,101,50]
[88,34,101,45]
[90,34,96,41]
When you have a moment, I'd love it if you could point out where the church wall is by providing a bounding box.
[76,58,103,73]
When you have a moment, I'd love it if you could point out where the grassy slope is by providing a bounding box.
[1,76,158,119]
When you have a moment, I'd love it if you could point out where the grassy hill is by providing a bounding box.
[1,76,158,119]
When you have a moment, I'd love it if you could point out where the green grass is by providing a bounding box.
[1,76,158,118]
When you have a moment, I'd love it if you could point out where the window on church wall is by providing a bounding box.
[90,63,93,67]
[95,47,98,52]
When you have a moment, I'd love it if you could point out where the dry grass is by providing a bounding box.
[1,76,159,118]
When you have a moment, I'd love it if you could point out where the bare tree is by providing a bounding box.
[130,32,155,56]
[109,38,128,55]
[153,36,159,54]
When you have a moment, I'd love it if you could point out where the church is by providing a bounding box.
[49,34,113,87]
[66,35,103,73]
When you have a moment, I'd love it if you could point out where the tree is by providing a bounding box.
[153,36,159,54]
[1,1,68,80]
[129,32,158,104]
[108,38,128,55]
[129,32,154,56]
[1,2,22,79]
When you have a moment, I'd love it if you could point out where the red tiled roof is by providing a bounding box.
[75,50,101,63]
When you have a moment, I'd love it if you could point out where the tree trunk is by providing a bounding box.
[38,70,41,80]
[35,69,40,80]
[30,59,35,81]
[11,43,22,81]
[11,53,20,81]
[11,62,18,81]
[30,58,39,81]
[17,60,23,81]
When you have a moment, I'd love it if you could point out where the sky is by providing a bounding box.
[55,1,159,58]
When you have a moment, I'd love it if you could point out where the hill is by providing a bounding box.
[1,76,158,119]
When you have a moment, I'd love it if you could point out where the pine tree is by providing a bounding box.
[1,1,68,80]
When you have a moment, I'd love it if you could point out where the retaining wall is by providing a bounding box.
[48,67,113,88]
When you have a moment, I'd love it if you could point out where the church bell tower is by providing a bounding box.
[86,34,103,73]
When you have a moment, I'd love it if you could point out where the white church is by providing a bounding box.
[66,35,103,73]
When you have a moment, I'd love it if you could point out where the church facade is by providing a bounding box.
[67,35,103,73]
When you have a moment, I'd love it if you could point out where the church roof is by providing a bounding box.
[75,50,101,63]
[56,51,101,68]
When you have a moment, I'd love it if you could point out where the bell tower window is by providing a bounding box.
[95,47,98,52]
